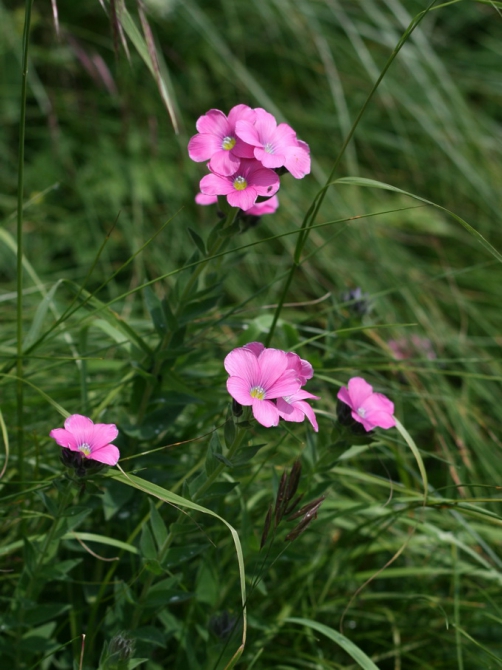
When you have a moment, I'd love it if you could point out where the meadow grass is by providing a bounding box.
[1,0,502,668]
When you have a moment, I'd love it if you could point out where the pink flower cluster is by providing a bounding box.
[189,105,310,212]
[224,342,318,430]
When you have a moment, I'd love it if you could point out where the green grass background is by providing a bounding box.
[1,0,502,668]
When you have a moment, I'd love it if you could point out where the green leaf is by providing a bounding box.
[149,500,168,550]
[205,431,222,476]
[285,617,380,670]
[143,286,168,336]
[140,524,157,561]
[23,279,62,349]
[162,543,211,569]
[188,227,206,255]
[224,418,236,449]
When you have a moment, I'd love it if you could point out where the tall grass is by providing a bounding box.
[1,0,502,668]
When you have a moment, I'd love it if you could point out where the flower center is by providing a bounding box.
[264,142,274,154]
[357,407,366,418]
[233,176,248,191]
[250,386,266,400]
[78,443,92,457]
[222,135,236,151]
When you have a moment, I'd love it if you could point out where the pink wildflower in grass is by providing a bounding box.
[224,347,301,427]
[188,105,256,176]
[226,342,318,429]
[235,107,311,179]
[50,414,120,465]
[277,390,320,432]
[200,158,280,212]
[337,377,395,432]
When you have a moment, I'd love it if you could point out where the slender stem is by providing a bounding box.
[130,420,248,628]
[16,0,34,489]
[264,2,436,347]
[136,207,239,423]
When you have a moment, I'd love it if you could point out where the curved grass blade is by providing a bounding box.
[110,469,247,668]
[334,177,502,263]
[285,617,380,670]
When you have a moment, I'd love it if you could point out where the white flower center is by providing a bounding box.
[78,443,92,457]
[222,135,236,151]
[233,176,248,191]
[264,142,274,154]
[357,407,366,418]
[250,386,266,400]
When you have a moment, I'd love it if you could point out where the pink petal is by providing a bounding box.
[246,194,279,216]
[247,167,280,196]
[254,147,285,170]
[227,376,254,406]
[227,187,258,211]
[252,399,280,427]
[188,133,222,162]
[200,173,234,196]
[195,109,231,137]
[293,400,318,432]
[227,104,256,127]
[253,108,278,141]
[363,392,395,416]
[49,428,79,451]
[90,422,119,450]
[208,150,241,177]
[347,377,374,409]
[337,386,354,410]
[233,137,256,158]
[224,348,260,381]
[243,342,265,357]
[265,369,301,399]
[272,122,297,146]
[235,119,261,147]
[286,353,313,384]
[195,192,218,205]
[256,348,288,390]
[296,138,310,153]
[365,411,396,430]
[287,389,320,402]
[89,444,120,466]
[284,145,311,179]
[277,397,304,422]
[64,414,95,445]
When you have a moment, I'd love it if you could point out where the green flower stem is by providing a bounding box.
[16,0,34,491]
[130,420,248,629]
[136,206,239,423]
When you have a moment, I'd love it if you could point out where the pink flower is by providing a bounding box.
[337,377,395,432]
[226,342,318,430]
[224,347,301,427]
[277,390,320,432]
[200,159,279,212]
[245,194,279,216]
[188,105,256,176]
[235,108,311,179]
[50,414,120,465]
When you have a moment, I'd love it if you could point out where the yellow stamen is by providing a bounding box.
[78,443,91,457]
[222,136,236,151]
[250,386,266,400]
[233,176,248,191]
